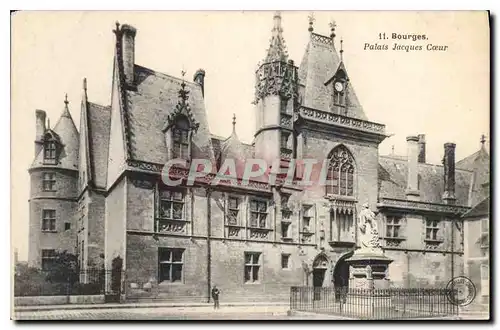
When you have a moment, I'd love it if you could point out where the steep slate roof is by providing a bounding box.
[456,146,490,206]
[125,65,215,165]
[462,196,489,218]
[378,155,473,206]
[31,102,80,171]
[87,102,111,188]
[212,134,254,170]
[298,32,367,120]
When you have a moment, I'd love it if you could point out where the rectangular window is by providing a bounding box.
[227,196,240,225]
[302,205,312,232]
[44,141,57,161]
[42,209,56,232]
[280,99,288,114]
[158,248,184,283]
[425,218,440,240]
[281,254,290,269]
[41,249,56,271]
[159,190,185,221]
[64,222,71,231]
[172,128,189,160]
[481,219,489,234]
[42,172,56,191]
[386,215,402,238]
[244,252,261,283]
[481,264,489,280]
[281,222,291,239]
[250,200,268,228]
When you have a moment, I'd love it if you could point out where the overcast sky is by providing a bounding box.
[11,11,489,260]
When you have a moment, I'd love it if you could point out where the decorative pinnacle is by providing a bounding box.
[232,113,236,132]
[480,134,487,146]
[329,19,336,39]
[178,69,190,104]
[64,93,69,106]
[83,78,87,91]
[308,13,315,32]
[340,38,344,61]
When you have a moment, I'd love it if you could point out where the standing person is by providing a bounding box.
[211,285,220,309]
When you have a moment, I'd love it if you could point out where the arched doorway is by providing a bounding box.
[333,251,353,300]
[312,254,329,301]
[312,254,329,288]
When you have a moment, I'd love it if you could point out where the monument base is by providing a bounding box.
[346,248,393,290]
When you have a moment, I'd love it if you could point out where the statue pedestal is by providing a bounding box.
[343,248,394,317]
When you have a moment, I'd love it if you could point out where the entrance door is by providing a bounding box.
[312,269,325,301]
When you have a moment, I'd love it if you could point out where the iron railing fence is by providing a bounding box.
[14,268,114,297]
[290,287,459,320]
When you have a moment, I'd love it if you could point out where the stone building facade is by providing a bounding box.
[28,13,489,302]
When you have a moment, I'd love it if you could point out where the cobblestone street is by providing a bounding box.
[14,305,312,320]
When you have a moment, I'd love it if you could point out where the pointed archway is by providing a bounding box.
[333,250,354,296]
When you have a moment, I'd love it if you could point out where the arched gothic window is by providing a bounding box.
[326,146,355,197]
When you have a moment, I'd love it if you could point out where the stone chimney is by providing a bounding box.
[418,134,426,163]
[35,109,46,156]
[442,142,456,204]
[121,24,137,87]
[193,69,206,97]
[406,135,420,200]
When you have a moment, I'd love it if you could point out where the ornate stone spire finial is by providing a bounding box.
[47,118,51,129]
[264,11,288,62]
[64,93,69,106]
[329,19,336,39]
[480,134,487,147]
[232,113,236,133]
[340,38,344,61]
[83,78,87,92]
[308,12,315,32]
[178,69,190,104]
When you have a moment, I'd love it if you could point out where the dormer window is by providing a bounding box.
[42,131,61,164]
[333,80,346,108]
[172,117,190,160]
[44,141,57,161]
[163,78,200,162]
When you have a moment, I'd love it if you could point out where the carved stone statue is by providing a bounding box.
[358,203,381,251]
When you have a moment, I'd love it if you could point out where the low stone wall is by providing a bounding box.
[14,295,105,306]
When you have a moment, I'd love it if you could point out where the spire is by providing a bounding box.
[340,38,344,62]
[264,11,288,63]
[82,78,88,103]
[232,113,236,133]
[308,12,315,32]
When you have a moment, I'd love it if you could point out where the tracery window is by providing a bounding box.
[325,146,355,197]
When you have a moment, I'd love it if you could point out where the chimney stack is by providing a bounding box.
[418,134,426,163]
[35,110,46,156]
[442,142,456,204]
[193,69,206,97]
[120,24,137,87]
[406,135,420,200]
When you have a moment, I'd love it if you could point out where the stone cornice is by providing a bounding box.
[377,198,470,215]
[299,106,386,137]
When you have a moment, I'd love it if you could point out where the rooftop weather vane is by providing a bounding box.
[178,69,189,103]
[480,134,487,146]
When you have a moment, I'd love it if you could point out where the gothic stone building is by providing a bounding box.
[28,13,489,302]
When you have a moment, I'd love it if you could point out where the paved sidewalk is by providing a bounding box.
[15,301,288,312]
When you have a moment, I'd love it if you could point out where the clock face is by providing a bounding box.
[334,82,344,92]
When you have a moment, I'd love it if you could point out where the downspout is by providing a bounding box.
[206,188,212,303]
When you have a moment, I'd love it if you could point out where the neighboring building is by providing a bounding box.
[459,140,490,305]
[28,13,489,302]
